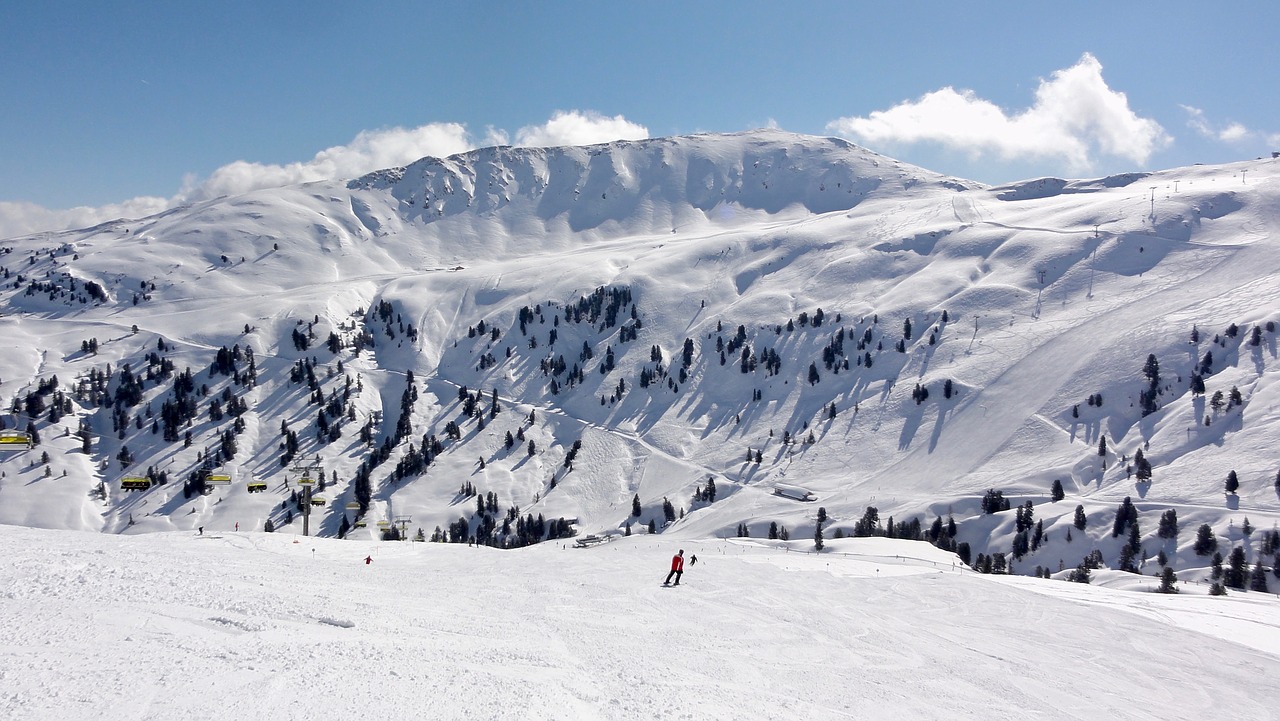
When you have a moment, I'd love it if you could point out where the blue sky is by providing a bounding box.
[2,1,1277,237]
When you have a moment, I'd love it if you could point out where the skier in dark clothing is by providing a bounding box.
[664,549,685,585]
[689,554,698,566]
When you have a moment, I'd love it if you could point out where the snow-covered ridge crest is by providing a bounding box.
[348,129,982,232]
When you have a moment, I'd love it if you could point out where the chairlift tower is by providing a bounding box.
[395,515,412,541]
[291,460,324,537]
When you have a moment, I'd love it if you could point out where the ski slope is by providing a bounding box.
[0,526,1275,720]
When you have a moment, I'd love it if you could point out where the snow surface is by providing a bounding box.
[2,526,1277,720]
[2,130,1280,590]
[3,130,1280,716]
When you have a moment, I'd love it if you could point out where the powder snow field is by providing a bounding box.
[1,526,1276,721]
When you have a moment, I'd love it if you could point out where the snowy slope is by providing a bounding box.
[1,527,1276,721]
[1,130,1279,590]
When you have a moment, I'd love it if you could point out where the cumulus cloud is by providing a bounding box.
[826,53,1169,173]
[513,110,648,147]
[1181,105,1264,144]
[187,122,473,201]
[0,110,647,239]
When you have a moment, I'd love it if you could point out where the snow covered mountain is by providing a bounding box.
[2,129,1279,590]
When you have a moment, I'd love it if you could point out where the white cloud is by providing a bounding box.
[826,53,1169,173]
[1219,123,1249,142]
[1181,105,1212,137]
[513,110,648,147]
[1181,105,1263,144]
[0,197,171,240]
[187,122,473,201]
[0,111,646,239]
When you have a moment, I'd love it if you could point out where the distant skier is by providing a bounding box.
[365,555,372,565]
[664,549,685,586]
[198,526,203,536]
[689,554,698,566]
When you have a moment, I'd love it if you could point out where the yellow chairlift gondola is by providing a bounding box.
[296,476,315,487]
[376,520,391,529]
[310,496,326,507]
[353,520,367,528]
[205,470,232,486]
[120,476,152,491]
[0,430,33,451]
[246,480,268,493]
[345,501,360,510]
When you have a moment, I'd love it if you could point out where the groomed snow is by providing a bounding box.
[1,526,1275,720]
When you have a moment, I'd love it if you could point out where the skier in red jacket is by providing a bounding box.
[664,549,685,586]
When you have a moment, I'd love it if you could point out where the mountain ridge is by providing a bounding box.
[1,130,1278,592]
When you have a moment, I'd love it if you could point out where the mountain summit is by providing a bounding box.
[347,129,978,237]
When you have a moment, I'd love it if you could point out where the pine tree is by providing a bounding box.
[632,494,641,517]
[1051,479,1065,502]
[1098,435,1107,457]
[1112,496,1136,537]
[1250,561,1270,592]
[814,520,824,551]
[1073,504,1087,531]
[1157,565,1179,594]
[1133,449,1152,482]
[1012,530,1029,560]
[1119,544,1138,573]
[1193,523,1217,556]
[1224,546,1248,589]
[1225,470,1240,494]
[1068,563,1091,584]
